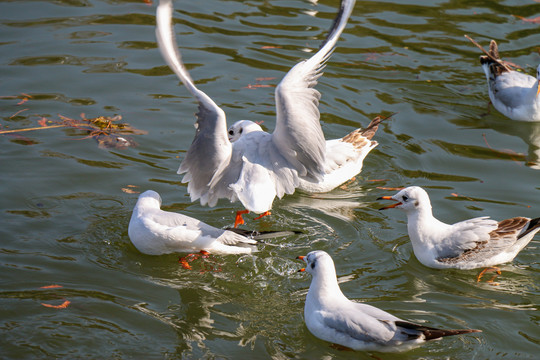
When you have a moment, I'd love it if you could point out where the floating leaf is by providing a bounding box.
[40,284,63,289]
[41,300,71,309]
[122,185,140,194]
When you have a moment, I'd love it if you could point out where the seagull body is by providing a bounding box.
[128,190,259,255]
[156,0,356,224]
[298,250,480,352]
[379,186,540,269]
[466,36,540,122]
[227,115,383,194]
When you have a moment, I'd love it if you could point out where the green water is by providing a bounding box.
[1,0,539,358]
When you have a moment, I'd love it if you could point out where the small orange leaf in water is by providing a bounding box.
[40,284,63,289]
[261,46,282,49]
[451,193,459,197]
[122,185,140,194]
[376,187,404,191]
[41,300,71,309]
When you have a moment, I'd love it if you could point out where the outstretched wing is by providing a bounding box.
[272,0,356,181]
[156,0,233,206]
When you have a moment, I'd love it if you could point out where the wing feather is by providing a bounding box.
[272,0,356,180]
[437,217,532,264]
[156,0,233,206]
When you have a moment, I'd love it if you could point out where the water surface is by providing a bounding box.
[1,0,539,358]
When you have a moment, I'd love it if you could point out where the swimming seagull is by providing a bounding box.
[297,250,481,352]
[378,186,540,270]
[128,190,292,255]
[156,0,356,227]
[227,115,386,193]
[465,35,540,122]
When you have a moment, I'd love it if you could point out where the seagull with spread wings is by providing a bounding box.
[156,0,356,227]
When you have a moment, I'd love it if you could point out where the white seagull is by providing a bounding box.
[466,35,540,122]
[128,190,290,255]
[297,250,481,352]
[156,0,357,227]
[227,115,385,194]
[378,186,540,270]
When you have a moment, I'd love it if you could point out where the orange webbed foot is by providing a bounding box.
[253,211,271,220]
[234,210,249,228]
[179,250,222,273]
[476,266,501,284]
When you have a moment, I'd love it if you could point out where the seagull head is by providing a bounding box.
[137,190,163,208]
[227,120,264,142]
[296,250,334,275]
[377,186,431,213]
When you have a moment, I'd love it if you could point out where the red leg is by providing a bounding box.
[476,266,501,283]
[253,211,271,220]
[234,210,249,228]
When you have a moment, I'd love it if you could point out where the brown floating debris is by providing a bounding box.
[1,113,147,149]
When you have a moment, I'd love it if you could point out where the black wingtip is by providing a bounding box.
[395,321,481,341]
[518,217,540,240]
[422,328,482,341]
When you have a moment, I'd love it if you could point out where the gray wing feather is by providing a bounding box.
[436,217,496,258]
[156,0,233,206]
[490,71,537,109]
[436,217,527,263]
[272,0,356,180]
[322,301,400,344]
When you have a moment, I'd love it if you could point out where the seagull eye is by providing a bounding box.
[402,195,409,202]
[239,128,243,134]
[228,130,234,135]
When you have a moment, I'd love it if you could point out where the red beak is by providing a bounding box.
[296,255,306,272]
[377,196,402,210]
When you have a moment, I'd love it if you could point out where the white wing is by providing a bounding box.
[319,301,401,344]
[272,0,356,181]
[438,216,534,263]
[435,216,498,260]
[156,0,233,207]
[489,70,537,109]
